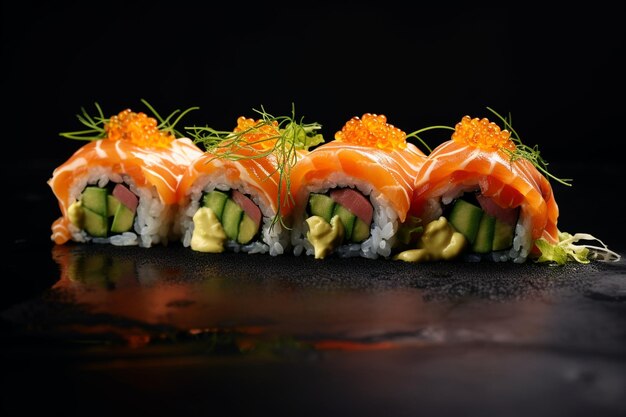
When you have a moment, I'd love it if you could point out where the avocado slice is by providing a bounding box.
[81,186,108,216]
[351,217,370,243]
[107,195,121,217]
[221,198,243,241]
[83,206,108,237]
[110,203,135,233]
[237,213,260,244]
[332,204,356,240]
[308,193,336,223]
[448,199,483,244]
[202,190,229,221]
[472,213,496,253]
[492,218,515,251]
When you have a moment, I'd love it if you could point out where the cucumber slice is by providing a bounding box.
[202,190,229,221]
[110,203,135,233]
[472,214,495,253]
[237,213,260,244]
[333,204,356,240]
[492,218,515,251]
[81,186,108,216]
[308,193,336,223]
[83,206,108,237]
[448,199,483,244]
[221,198,243,241]
[351,217,370,242]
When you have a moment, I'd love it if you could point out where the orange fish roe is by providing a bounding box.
[233,116,280,149]
[105,109,174,148]
[451,115,515,151]
[335,113,407,151]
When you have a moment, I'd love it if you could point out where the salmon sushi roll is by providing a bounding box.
[406,113,562,263]
[289,113,428,259]
[178,112,324,255]
[48,102,203,247]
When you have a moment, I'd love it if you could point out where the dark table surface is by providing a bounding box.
[2,235,625,417]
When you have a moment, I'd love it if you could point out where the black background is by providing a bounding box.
[2,1,625,249]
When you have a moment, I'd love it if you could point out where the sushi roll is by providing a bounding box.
[289,113,428,259]
[178,111,324,255]
[402,111,621,265]
[48,102,203,247]
[404,112,562,263]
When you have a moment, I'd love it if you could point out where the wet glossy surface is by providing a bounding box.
[2,241,625,416]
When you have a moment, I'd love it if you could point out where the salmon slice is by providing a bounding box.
[290,140,427,223]
[178,147,289,218]
[51,217,72,245]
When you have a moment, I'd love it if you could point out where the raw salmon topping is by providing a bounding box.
[335,113,407,151]
[451,115,514,151]
[105,109,174,148]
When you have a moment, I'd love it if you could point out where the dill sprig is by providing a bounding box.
[407,108,572,186]
[485,107,572,187]
[406,125,453,154]
[141,99,199,138]
[59,99,199,141]
[59,102,108,140]
[186,104,324,228]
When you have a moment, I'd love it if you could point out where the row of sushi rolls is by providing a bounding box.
[49,100,620,265]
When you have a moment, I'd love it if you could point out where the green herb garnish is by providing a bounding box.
[535,231,621,265]
[186,104,324,228]
[485,107,572,187]
[406,126,451,154]
[408,107,572,186]
[59,99,199,140]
